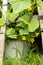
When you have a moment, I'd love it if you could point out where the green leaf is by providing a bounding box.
[6,10,19,22]
[30,32,36,37]
[7,35,17,39]
[0,18,5,26]
[16,22,25,28]
[20,15,29,24]
[37,0,43,10]
[29,18,39,32]
[19,29,29,35]
[19,26,29,35]
[6,28,15,35]
[6,28,17,39]
[10,0,31,14]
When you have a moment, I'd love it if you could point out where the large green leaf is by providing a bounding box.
[0,18,5,26]
[19,29,29,35]
[7,35,17,39]
[19,25,29,35]
[10,0,31,14]
[6,28,17,39]
[20,15,29,24]
[6,28,15,35]
[29,18,39,32]
[6,10,19,22]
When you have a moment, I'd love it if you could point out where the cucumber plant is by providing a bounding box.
[6,0,43,43]
[0,0,43,43]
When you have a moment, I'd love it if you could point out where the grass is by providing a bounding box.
[3,53,43,65]
[3,43,43,65]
